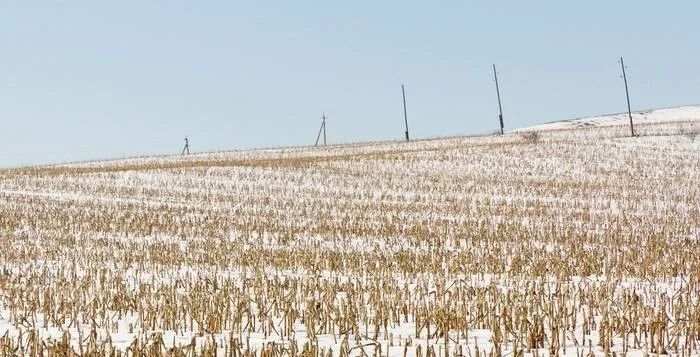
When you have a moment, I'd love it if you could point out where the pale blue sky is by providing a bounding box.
[1,1,698,167]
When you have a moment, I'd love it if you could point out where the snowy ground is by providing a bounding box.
[514,105,700,132]
[0,109,699,356]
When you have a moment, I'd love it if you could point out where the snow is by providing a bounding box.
[515,105,700,132]
[0,108,698,356]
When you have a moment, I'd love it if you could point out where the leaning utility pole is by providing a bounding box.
[493,64,505,135]
[620,57,635,137]
[314,113,327,146]
[402,84,410,141]
[181,136,190,155]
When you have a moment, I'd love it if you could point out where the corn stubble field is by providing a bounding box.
[0,118,699,356]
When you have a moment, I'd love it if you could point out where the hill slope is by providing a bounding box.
[516,104,700,132]
[0,112,698,356]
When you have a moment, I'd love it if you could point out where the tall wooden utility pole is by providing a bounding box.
[314,113,327,146]
[620,57,635,137]
[181,136,190,155]
[402,84,410,141]
[493,64,505,135]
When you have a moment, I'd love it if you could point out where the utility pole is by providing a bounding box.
[493,64,505,135]
[620,57,635,137]
[314,113,327,146]
[402,84,410,141]
[181,136,190,155]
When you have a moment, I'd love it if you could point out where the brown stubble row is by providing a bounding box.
[0,120,698,356]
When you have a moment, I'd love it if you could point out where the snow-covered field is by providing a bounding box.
[515,105,700,132]
[0,110,699,356]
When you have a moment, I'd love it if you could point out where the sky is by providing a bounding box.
[1,1,698,167]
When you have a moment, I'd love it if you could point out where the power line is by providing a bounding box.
[402,84,409,141]
[181,136,190,155]
[493,64,505,135]
[314,113,327,146]
[619,57,635,137]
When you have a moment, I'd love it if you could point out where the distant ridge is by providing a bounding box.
[515,105,700,132]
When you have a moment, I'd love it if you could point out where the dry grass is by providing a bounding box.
[0,120,698,356]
